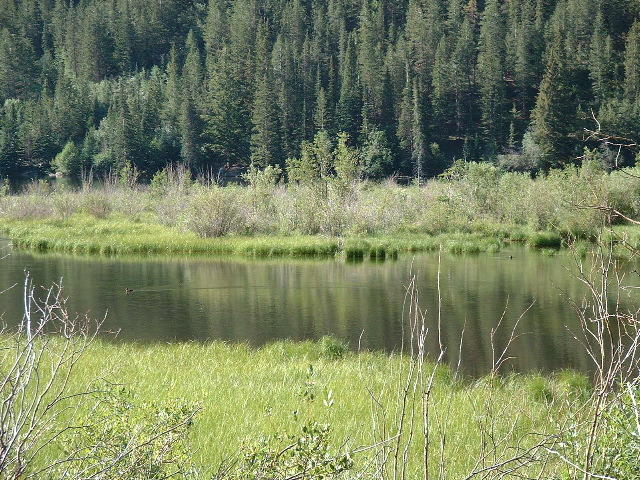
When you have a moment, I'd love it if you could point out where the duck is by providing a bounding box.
[125,288,134,293]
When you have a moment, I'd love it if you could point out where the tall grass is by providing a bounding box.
[56,338,590,478]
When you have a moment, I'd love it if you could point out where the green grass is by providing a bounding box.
[0,214,515,258]
[526,231,563,249]
[0,214,341,257]
[1,211,603,259]
[34,338,588,479]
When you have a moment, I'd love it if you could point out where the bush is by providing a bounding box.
[226,421,353,480]
[53,141,85,177]
[81,191,112,219]
[185,187,246,237]
[54,383,197,480]
[3,195,55,219]
[318,335,348,359]
[527,231,562,249]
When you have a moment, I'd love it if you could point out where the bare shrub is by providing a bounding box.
[51,191,81,219]
[242,165,282,234]
[2,196,55,219]
[282,184,325,235]
[350,184,421,234]
[155,190,191,228]
[550,232,640,479]
[80,191,112,219]
[110,187,149,222]
[184,187,246,237]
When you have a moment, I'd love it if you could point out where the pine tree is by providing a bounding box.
[514,0,543,121]
[411,78,426,181]
[0,100,24,177]
[203,0,229,54]
[449,5,478,138]
[0,28,39,102]
[313,83,330,133]
[281,0,307,57]
[564,0,598,69]
[404,0,443,83]
[202,46,251,168]
[163,45,182,128]
[182,30,204,104]
[180,96,199,168]
[396,63,413,172]
[299,35,315,141]
[103,83,149,173]
[589,11,616,105]
[19,98,57,172]
[51,67,91,146]
[477,0,507,154]
[531,38,577,169]
[624,21,640,106]
[431,36,453,138]
[228,0,258,83]
[446,0,465,33]
[78,4,114,82]
[336,32,361,141]
[358,0,385,126]
[271,34,303,159]
[250,23,282,168]
[112,0,134,74]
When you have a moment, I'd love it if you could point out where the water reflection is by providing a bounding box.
[1,241,638,376]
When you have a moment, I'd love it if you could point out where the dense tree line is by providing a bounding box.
[0,0,639,181]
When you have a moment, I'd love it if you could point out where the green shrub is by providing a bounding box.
[227,421,353,480]
[53,383,197,479]
[53,141,85,177]
[318,335,348,359]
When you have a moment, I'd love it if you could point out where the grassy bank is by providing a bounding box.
[0,214,512,257]
[17,337,597,479]
[3,160,640,258]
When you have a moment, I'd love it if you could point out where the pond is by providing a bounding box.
[1,241,638,376]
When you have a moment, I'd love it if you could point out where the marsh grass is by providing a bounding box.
[48,338,591,479]
[526,231,563,249]
[0,214,512,258]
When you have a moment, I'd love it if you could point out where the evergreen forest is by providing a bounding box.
[1,0,640,181]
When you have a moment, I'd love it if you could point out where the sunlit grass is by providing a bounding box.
[0,214,516,258]
[55,339,590,478]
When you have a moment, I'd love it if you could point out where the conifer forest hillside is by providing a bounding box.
[1,0,640,181]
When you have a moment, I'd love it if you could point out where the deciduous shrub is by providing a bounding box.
[185,187,245,237]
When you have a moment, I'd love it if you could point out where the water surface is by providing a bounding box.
[1,241,637,376]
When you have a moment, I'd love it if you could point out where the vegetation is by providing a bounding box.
[2,0,640,474]
[2,161,640,258]
[1,0,640,183]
